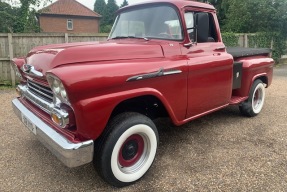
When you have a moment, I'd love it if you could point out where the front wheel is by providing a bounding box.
[239,79,266,117]
[94,112,158,187]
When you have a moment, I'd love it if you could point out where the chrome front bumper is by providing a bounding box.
[12,99,94,168]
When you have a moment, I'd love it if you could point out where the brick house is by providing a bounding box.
[38,0,101,33]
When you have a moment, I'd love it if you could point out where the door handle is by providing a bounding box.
[213,53,221,56]
[215,46,226,51]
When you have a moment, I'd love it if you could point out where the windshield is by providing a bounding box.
[109,5,183,41]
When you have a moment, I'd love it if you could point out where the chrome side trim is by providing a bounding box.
[12,99,94,167]
[163,70,182,76]
[127,69,182,82]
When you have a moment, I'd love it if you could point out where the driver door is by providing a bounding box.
[182,11,233,118]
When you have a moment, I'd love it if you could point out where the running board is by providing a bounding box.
[229,96,248,105]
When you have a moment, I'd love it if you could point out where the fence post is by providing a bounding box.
[244,34,248,48]
[270,38,274,58]
[8,33,15,87]
[65,33,69,43]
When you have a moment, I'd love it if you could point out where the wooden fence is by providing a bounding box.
[0,33,108,86]
[0,33,281,86]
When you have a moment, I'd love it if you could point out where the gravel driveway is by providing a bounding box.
[1,65,286,191]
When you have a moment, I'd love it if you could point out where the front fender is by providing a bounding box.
[73,88,179,140]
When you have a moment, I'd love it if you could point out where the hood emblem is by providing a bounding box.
[22,64,32,73]
[21,64,43,77]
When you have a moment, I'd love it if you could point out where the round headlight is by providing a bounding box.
[60,83,67,100]
[53,79,60,94]
[47,73,70,105]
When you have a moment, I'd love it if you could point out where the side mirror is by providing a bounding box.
[195,13,209,43]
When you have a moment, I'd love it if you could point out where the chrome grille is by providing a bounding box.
[27,80,53,103]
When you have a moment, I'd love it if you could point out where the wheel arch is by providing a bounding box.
[252,74,268,87]
[110,94,171,121]
[245,73,268,96]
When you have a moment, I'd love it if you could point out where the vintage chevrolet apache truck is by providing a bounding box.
[11,0,274,187]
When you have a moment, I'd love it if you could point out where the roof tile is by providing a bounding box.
[40,0,101,18]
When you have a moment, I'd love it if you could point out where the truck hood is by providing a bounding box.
[25,41,164,76]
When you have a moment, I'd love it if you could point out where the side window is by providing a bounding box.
[184,11,218,43]
[184,12,194,41]
[207,14,218,42]
[67,19,73,31]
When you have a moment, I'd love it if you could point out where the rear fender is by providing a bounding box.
[232,56,274,97]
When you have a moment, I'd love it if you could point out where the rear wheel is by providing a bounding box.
[94,112,158,187]
[239,79,266,117]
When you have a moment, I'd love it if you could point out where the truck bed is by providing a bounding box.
[226,47,271,58]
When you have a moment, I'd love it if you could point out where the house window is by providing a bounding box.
[67,19,73,30]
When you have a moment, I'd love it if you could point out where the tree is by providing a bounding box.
[0,0,51,32]
[208,0,229,27]
[99,0,119,33]
[16,0,42,32]
[105,0,119,25]
[195,0,229,26]
[94,0,107,32]
[224,0,287,33]
[94,0,119,33]
[120,0,128,8]
[0,2,16,32]
[94,0,106,16]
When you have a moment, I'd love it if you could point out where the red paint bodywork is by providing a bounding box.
[13,0,274,142]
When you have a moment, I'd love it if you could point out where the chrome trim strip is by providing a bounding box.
[127,69,182,82]
[12,99,94,167]
[163,70,182,76]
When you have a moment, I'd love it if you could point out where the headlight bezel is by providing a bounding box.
[11,62,23,79]
[47,74,70,105]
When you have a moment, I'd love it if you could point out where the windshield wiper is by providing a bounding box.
[111,36,149,41]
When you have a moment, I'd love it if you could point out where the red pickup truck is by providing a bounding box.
[11,0,274,187]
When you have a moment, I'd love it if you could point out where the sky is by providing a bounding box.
[76,0,143,9]
[4,0,143,10]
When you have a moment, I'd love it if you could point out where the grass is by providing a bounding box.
[0,85,14,90]
[0,81,14,90]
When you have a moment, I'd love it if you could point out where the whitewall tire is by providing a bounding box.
[94,112,158,187]
[239,79,266,117]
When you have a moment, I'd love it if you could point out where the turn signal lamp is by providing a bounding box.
[51,113,62,126]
